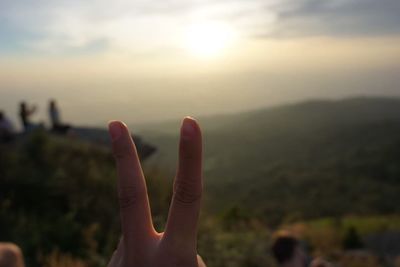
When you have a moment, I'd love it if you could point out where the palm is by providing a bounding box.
[107,117,206,267]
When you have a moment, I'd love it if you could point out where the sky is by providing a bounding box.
[1,0,400,127]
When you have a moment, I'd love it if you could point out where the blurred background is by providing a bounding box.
[0,0,400,266]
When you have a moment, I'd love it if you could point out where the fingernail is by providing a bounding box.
[182,117,196,139]
[108,121,123,141]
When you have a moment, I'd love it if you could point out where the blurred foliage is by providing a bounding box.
[342,227,364,250]
[2,97,400,267]
[338,252,383,267]
[144,98,400,223]
[0,131,119,266]
[0,132,281,267]
[0,132,176,266]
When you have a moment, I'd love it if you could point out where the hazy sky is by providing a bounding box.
[1,0,400,127]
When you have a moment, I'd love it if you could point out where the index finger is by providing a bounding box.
[108,121,155,250]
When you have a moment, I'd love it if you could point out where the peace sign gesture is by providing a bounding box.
[107,117,206,267]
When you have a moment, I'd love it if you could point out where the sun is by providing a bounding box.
[184,22,236,57]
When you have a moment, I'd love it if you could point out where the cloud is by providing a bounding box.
[268,0,400,37]
[0,0,399,55]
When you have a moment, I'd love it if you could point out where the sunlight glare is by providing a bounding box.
[184,22,236,57]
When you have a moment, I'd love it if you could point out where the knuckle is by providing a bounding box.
[174,179,202,204]
[118,186,145,210]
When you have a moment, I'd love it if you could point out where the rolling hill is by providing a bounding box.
[139,97,400,222]
[2,96,400,267]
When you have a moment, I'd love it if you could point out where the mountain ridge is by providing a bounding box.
[139,96,400,222]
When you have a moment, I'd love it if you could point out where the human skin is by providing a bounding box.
[0,243,25,267]
[107,117,206,267]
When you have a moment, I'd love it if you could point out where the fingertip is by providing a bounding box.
[181,116,201,140]
[184,116,195,121]
[108,120,128,142]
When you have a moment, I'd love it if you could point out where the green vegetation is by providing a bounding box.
[1,97,400,267]
[143,97,400,222]
[0,132,119,266]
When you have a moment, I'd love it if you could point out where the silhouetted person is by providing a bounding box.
[48,99,71,134]
[271,234,332,267]
[0,110,15,142]
[272,235,309,267]
[19,101,39,132]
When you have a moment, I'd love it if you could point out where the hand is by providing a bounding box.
[107,117,206,267]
